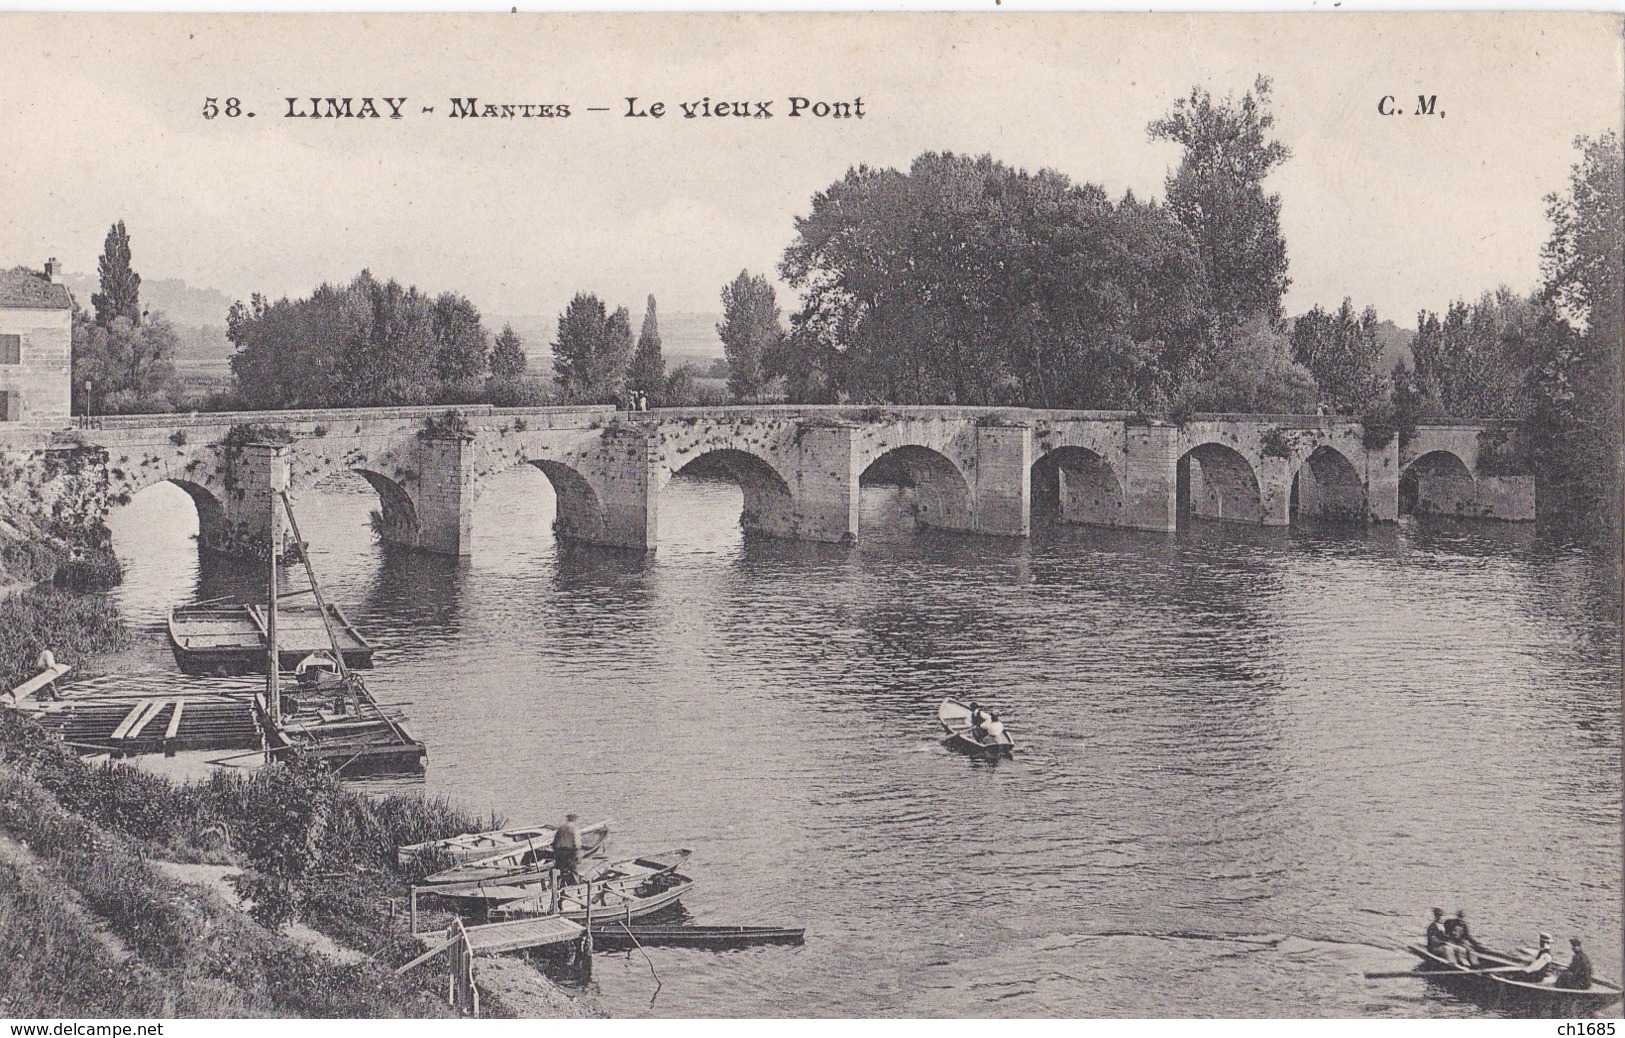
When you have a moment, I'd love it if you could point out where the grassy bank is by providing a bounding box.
[0,589,130,692]
[0,708,567,1017]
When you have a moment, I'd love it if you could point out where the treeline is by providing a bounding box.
[69,81,1618,534]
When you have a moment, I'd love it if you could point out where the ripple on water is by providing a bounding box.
[99,473,1622,1017]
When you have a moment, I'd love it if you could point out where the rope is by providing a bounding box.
[618,918,662,1007]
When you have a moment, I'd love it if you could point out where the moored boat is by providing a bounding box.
[938,698,1015,756]
[1406,944,1623,1015]
[168,601,374,676]
[253,490,424,775]
[417,819,611,884]
[431,849,693,918]
[399,822,599,868]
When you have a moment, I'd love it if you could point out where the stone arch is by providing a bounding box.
[1178,442,1263,525]
[119,477,231,555]
[352,468,422,547]
[1400,450,1475,516]
[860,445,974,532]
[1291,445,1367,521]
[527,459,607,544]
[1031,446,1124,526]
[670,448,797,539]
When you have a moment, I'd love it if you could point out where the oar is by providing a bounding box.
[1365,969,1425,979]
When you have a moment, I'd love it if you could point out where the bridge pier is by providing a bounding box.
[971,425,1032,537]
[1121,424,1179,532]
[790,423,861,543]
[593,425,661,551]
[223,443,294,558]
[390,432,476,555]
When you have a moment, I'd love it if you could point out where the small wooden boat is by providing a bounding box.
[432,849,693,918]
[417,820,611,884]
[1406,944,1623,1014]
[253,491,423,775]
[169,601,374,676]
[938,699,1014,756]
[585,924,804,950]
[400,822,601,868]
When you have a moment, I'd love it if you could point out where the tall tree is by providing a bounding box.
[91,221,142,328]
[718,272,783,403]
[429,292,490,395]
[1179,315,1318,414]
[627,295,666,400]
[1148,76,1292,333]
[227,271,495,409]
[490,324,528,382]
[74,312,182,414]
[776,152,1203,408]
[1289,299,1387,415]
[551,293,634,403]
[1527,131,1623,533]
[1408,289,1535,419]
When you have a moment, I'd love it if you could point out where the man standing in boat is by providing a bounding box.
[553,813,582,885]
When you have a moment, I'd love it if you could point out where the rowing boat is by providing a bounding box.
[417,820,611,885]
[431,849,694,915]
[1406,944,1623,1014]
[585,924,804,950]
[399,823,583,868]
[938,699,1014,756]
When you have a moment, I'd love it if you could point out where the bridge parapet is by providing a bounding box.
[0,404,1538,564]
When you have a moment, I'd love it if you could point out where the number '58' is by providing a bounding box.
[202,97,244,119]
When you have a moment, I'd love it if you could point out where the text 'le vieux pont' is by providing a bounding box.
[259,95,867,120]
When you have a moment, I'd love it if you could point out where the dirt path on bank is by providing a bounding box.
[151,860,370,965]
[0,833,134,965]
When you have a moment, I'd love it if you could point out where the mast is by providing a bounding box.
[266,485,282,726]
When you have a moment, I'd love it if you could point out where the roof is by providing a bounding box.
[0,268,72,310]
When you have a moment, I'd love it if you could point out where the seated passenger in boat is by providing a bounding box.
[1514,933,1555,981]
[1443,909,1482,967]
[982,713,1006,743]
[1425,908,1449,955]
[1557,938,1593,990]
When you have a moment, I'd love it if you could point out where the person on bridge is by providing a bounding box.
[1424,908,1449,955]
[1557,938,1594,990]
[552,813,582,885]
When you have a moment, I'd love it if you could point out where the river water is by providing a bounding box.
[97,467,1621,1018]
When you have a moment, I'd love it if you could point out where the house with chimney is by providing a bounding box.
[0,260,72,427]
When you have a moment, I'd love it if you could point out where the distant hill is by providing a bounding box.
[489,310,726,374]
[60,271,235,367]
[1374,319,1415,373]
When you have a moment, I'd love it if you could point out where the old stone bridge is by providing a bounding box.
[5,404,1532,559]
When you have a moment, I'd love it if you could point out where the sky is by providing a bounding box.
[1,12,1620,331]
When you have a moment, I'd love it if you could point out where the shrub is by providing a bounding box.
[1260,427,1294,459]
[0,591,129,692]
[52,546,124,592]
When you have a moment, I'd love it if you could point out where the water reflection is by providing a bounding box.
[98,472,1621,1018]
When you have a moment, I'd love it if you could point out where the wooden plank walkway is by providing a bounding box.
[419,916,583,956]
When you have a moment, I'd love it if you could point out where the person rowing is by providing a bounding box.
[1508,933,1555,981]
[981,711,1006,744]
[1443,909,1483,967]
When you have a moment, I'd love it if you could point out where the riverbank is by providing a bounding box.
[0,702,605,1017]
